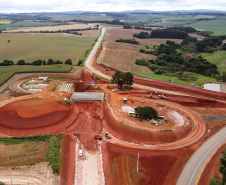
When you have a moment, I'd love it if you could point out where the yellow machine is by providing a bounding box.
[146,93,157,99]
[128,112,141,118]
[105,132,111,139]
[153,90,157,94]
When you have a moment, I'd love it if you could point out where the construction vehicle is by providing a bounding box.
[105,132,111,139]
[153,90,157,94]
[106,85,110,89]
[128,111,141,118]
[146,93,157,99]
[158,94,168,100]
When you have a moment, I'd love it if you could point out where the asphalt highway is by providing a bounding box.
[177,126,226,185]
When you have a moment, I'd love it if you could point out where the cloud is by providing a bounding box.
[0,0,225,13]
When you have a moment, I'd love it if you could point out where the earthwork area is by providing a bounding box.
[0,67,225,185]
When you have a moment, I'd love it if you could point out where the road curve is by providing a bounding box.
[177,126,226,185]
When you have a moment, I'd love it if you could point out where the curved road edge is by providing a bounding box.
[177,126,226,185]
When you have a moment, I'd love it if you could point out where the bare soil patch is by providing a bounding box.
[0,142,49,168]
[78,30,100,37]
[219,61,226,65]
[188,33,205,40]
[0,98,71,129]
[98,42,155,73]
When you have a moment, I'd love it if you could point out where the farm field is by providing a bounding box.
[98,28,184,73]
[0,34,96,64]
[3,23,96,32]
[0,21,64,31]
[0,64,72,86]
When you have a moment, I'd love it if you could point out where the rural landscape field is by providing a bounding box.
[0,4,226,185]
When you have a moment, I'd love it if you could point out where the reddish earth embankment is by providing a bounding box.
[103,101,193,145]
[63,102,104,152]
[60,135,76,185]
[102,142,196,185]
[134,77,226,101]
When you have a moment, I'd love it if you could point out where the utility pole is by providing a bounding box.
[137,152,139,173]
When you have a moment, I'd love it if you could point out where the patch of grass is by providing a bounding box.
[0,64,72,86]
[201,51,226,72]
[161,129,172,132]
[133,72,217,86]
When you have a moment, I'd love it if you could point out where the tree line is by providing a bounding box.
[116,38,139,45]
[0,58,73,66]
[133,29,188,39]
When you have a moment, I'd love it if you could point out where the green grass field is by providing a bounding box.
[188,20,226,36]
[201,51,226,72]
[133,72,217,86]
[0,64,72,86]
[0,21,63,31]
[0,34,96,64]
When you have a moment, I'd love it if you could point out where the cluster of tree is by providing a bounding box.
[135,106,158,119]
[0,58,73,66]
[135,59,154,66]
[219,151,226,185]
[166,26,197,33]
[133,29,188,39]
[111,71,134,89]
[116,38,139,45]
[166,40,181,49]
[181,36,225,53]
[136,44,220,78]
[123,25,152,31]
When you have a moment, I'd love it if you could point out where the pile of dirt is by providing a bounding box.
[63,102,104,152]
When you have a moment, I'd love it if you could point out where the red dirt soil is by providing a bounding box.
[102,142,196,185]
[63,102,104,152]
[60,135,76,185]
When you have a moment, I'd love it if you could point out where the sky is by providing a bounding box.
[0,0,226,13]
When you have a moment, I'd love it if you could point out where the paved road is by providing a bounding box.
[177,126,226,185]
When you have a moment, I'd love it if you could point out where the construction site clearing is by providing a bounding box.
[0,70,225,185]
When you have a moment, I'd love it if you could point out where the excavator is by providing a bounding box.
[146,90,158,99]
[105,132,111,139]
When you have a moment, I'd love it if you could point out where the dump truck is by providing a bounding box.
[105,132,111,139]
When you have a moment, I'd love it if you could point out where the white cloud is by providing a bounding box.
[0,0,225,13]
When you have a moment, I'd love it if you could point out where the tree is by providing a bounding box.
[135,106,158,119]
[2,60,14,66]
[47,59,53,65]
[124,72,134,87]
[219,154,226,184]
[222,72,226,82]
[17,60,25,65]
[65,59,72,65]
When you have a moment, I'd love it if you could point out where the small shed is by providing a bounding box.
[123,98,127,103]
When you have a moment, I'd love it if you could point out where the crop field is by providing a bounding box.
[0,21,63,31]
[188,20,226,36]
[0,34,96,63]
[4,23,95,32]
[0,64,72,86]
